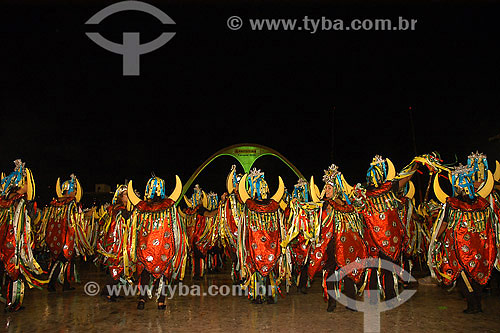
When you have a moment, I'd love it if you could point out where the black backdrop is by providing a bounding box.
[1,0,499,205]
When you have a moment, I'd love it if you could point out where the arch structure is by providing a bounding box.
[177,143,305,206]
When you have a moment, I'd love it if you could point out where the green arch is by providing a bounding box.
[177,143,305,205]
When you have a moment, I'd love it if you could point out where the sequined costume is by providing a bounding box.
[43,174,91,292]
[127,175,187,310]
[97,185,135,298]
[0,160,46,311]
[307,164,369,312]
[429,152,499,313]
[236,168,285,303]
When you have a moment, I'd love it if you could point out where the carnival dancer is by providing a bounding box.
[218,165,245,284]
[97,184,133,302]
[307,164,369,312]
[396,180,423,286]
[429,155,499,313]
[43,174,90,292]
[0,159,46,311]
[127,174,187,310]
[181,185,219,280]
[285,178,314,294]
[352,155,419,302]
[236,168,285,304]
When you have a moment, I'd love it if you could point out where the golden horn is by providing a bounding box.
[386,158,396,181]
[26,168,35,201]
[271,176,285,203]
[0,172,4,193]
[202,191,208,209]
[168,175,182,202]
[75,177,82,203]
[238,174,250,203]
[494,160,500,182]
[433,173,449,204]
[318,185,324,199]
[310,176,320,203]
[477,170,494,198]
[226,168,235,194]
[127,180,141,206]
[56,177,63,198]
[405,180,415,199]
[184,195,193,208]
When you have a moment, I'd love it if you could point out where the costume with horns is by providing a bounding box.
[236,168,286,303]
[280,178,319,293]
[0,160,46,311]
[307,164,369,312]
[396,181,426,279]
[180,185,220,279]
[43,174,90,291]
[128,175,187,309]
[97,185,135,285]
[351,155,423,301]
[429,153,499,314]
[218,165,245,284]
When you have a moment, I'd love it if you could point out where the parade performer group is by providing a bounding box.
[0,149,498,314]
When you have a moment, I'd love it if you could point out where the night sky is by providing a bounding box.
[1,0,499,205]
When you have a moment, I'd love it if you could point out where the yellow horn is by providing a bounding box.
[271,176,285,203]
[477,170,494,199]
[226,168,235,194]
[386,158,396,181]
[56,178,63,198]
[310,176,320,203]
[26,168,35,201]
[341,174,353,195]
[184,195,193,208]
[494,160,500,182]
[405,180,415,199]
[318,185,324,199]
[75,177,82,203]
[202,191,208,209]
[433,173,449,204]
[127,180,141,206]
[168,175,182,202]
[238,174,250,203]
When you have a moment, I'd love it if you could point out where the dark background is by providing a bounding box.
[1,0,499,206]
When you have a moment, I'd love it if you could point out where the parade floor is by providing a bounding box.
[2,261,500,333]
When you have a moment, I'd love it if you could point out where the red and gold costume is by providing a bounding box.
[236,168,285,303]
[0,160,45,311]
[43,174,91,291]
[359,181,405,262]
[127,175,187,309]
[429,155,499,314]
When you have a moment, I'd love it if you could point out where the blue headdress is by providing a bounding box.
[145,173,166,199]
[1,159,26,196]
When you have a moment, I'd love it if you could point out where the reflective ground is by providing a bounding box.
[2,261,500,333]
